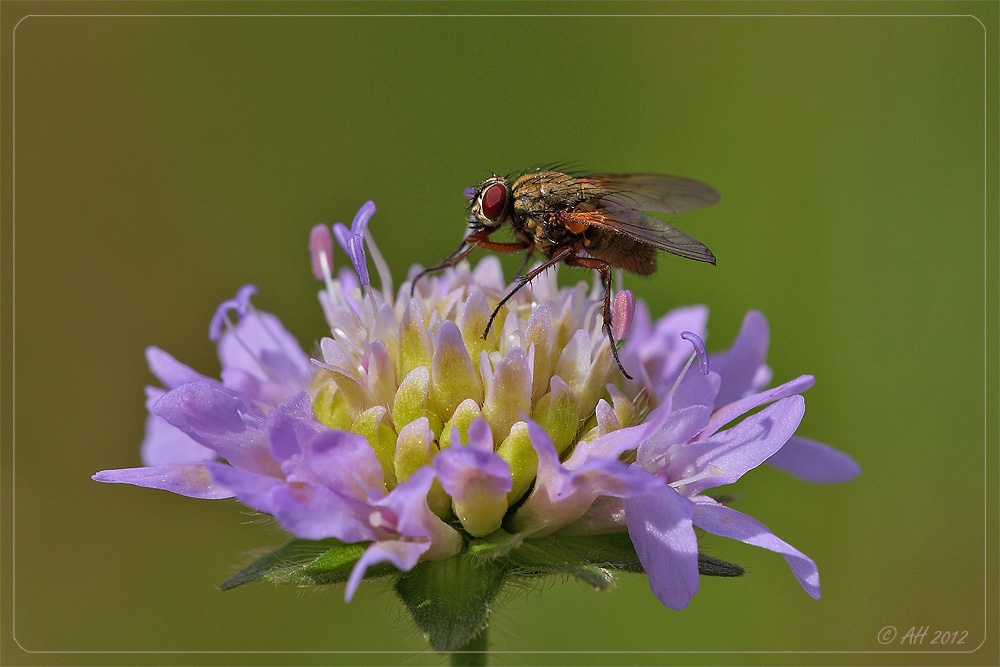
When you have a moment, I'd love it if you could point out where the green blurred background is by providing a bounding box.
[3,2,997,665]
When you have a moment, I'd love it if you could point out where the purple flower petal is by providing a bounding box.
[750,364,773,394]
[637,403,713,472]
[206,463,377,543]
[670,369,721,412]
[151,382,279,477]
[307,428,386,497]
[509,421,663,536]
[766,435,862,484]
[93,464,234,499]
[264,394,326,479]
[344,469,462,598]
[344,539,428,602]
[666,396,805,495]
[140,412,217,466]
[594,399,620,435]
[567,397,672,468]
[433,443,511,535]
[623,485,699,610]
[434,445,512,499]
[700,374,815,440]
[558,496,627,535]
[464,417,494,452]
[692,498,820,599]
[372,468,452,545]
[713,310,769,406]
[146,347,213,389]
[216,310,312,394]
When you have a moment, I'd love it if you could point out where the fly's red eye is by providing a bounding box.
[481,183,507,221]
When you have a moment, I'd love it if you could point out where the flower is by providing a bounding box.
[94,199,859,621]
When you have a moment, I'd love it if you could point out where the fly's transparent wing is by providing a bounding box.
[586,173,721,214]
[557,203,716,264]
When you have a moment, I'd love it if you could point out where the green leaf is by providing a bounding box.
[220,538,394,590]
[394,556,510,653]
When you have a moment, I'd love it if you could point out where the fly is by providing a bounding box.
[412,169,720,380]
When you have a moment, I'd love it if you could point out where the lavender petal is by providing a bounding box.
[667,396,805,495]
[692,498,821,599]
[624,485,699,609]
[151,382,279,477]
[766,435,861,483]
[93,464,234,499]
[714,310,769,406]
[206,463,377,543]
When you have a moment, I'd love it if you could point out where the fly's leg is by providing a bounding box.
[565,255,632,380]
[410,230,529,296]
[483,246,573,340]
[513,248,536,280]
[411,239,476,296]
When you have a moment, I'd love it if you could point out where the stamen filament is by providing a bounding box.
[667,353,697,398]
[364,228,394,302]
[668,464,723,489]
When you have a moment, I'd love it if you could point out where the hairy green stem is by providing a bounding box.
[450,625,488,667]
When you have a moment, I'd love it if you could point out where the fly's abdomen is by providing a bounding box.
[586,231,657,275]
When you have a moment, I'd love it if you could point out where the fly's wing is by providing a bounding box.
[584,173,721,214]
[557,203,716,264]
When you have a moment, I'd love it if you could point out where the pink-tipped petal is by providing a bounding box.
[309,224,334,280]
[612,290,636,340]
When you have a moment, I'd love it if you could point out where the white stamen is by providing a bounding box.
[667,352,698,398]
[363,228,394,302]
[326,326,366,368]
[318,250,337,303]
[669,464,723,489]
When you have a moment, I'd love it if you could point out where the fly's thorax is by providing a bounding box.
[511,171,604,217]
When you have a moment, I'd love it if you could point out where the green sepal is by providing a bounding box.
[509,540,614,590]
[697,553,745,577]
[541,532,646,573]
[394,555,511,653]
[219,538,395,590]
[468,531,744,583]
[468,531,637,590]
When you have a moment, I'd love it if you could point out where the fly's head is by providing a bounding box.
[467,175,512,234]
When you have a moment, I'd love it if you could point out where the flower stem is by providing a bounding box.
[450,626,488,667]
